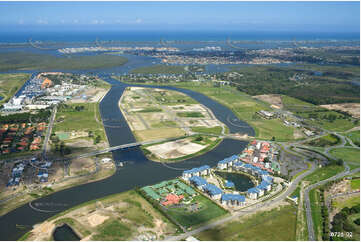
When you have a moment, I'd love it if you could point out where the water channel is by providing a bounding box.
[0,74,254,240]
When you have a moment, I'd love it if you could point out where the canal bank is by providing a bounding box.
[0,76,254,240]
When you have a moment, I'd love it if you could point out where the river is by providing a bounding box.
[0,75,254,240]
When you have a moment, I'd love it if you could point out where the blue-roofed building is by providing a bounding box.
[217,155,238,169]
[203,184,223,199]
[224,180,235,188]
[189,176,208,189]
[233,161,244,169]
[182,165,210,179]
[262,175,273,184]
[247,187,261,199]
[260,180,271,192]
[255,185,266,196]
[221,193,246,206]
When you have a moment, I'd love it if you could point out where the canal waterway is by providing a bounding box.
[0,74,254,240]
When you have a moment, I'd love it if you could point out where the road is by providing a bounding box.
[42,106,57,159]
[164,161,316,241]
[304,163,359,241]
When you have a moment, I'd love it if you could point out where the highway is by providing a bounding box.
[42,106,57,159]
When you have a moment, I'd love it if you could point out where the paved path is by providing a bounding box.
[42,106,57,159]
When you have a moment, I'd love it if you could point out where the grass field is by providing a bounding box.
[172,83,299,141]
[333,196,360,210]
[309,188,323,240]
[166,194,227,228]
[305,134,340,147]
[329,148,360,169]
[0,52,127,71]
[190,126,223,135]
[32,190,177,241]
[282,95,358,132]
[303,165,345,184]
[195,205,297,241]
[176,112,205,118]
[346,130,360,146]
[351,179,360,190]
[130,65,187,74]
[134,128,185,142]
[54,102,107,142]
[0,73,30,104]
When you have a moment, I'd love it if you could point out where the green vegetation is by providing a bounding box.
[170,83,298,141]
[53,103,106,143]
[55,217,91,237]
[303,165,344,184]
[131,65,186,74]
[329,148,360,169]
[0,52,127,71]
[309,188,324,240]
[195,205,297,241]
[331,204,360,241]
[176,111,205,118]
[190,126,223,135]
[333,196,360,210]
[305,134,340,147]
[135,107,162,113]
[229,64,359,105]
[0,109,51,124]
[0,73,30,104]
[282,95,358,132]
[346,130,360,146]
[92,219,132,240]
[166,194,227,228]
[351,179,360,190]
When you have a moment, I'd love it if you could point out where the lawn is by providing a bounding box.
[303,165,345,184]
[305,134,340,147]
[166,194,228,228]
[329,148,360,169]
[195,205,297,241]
[0,73,30,104]
[309,188,323,240]
[333,196,360,210]
[346,130,360,146]
[350,179,360,190]
[53,103,107,142]
[176,111,205,118]
[190,126,223,135]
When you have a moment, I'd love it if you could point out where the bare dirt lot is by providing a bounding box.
[70,87,108,103]
[146,137,206,159]
[320,103,360,118]
[253,94,283,109]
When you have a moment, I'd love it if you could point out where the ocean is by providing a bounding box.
[0,30,359,43]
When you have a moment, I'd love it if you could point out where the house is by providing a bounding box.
[162,193,184,206]
[101,158,112,163]
[189,176,207,189]
[257,110,275,119]
[255,185,266,196]
[182,165,210,179]
[221,194,246,206]
[217,155,238,169]
[233,161,245,170]
[247,187,259,199]
[224,180,235,189]
[203,184,222,199]
[259,180,272,192]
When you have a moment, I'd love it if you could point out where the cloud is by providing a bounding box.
[135,18,143,24]
[17,19,24,25]
[36,19,48,25]
[91,19,105,25]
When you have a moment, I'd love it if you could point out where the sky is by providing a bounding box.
[0,1,359,33]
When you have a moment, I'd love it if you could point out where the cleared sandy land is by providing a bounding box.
[320,103,360,118]
[147,138,206,159]
[70,87,108,103]
[253,94,283,109]
[120,87,224,141]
